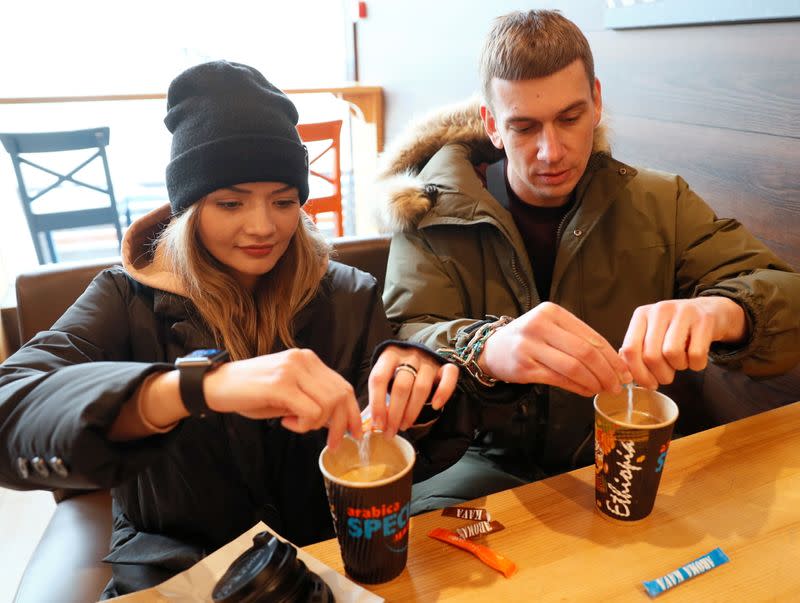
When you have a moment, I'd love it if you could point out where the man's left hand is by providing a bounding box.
[619,296,747,389]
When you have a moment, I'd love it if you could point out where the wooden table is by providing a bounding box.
[304,401,800,601]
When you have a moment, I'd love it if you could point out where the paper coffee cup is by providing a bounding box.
[593,387,679,522]
[319,433,415,583]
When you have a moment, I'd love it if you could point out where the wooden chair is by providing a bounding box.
[0,128,124,264]
[297,120,345,236]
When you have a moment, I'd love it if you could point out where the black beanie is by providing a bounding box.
[164,60,309,213]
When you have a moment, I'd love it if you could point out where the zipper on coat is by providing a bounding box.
[510,251,533,310]
[555,200,580,246]
[551,195,583,301]
[477,220,534,311]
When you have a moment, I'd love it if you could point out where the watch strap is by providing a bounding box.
[179,363,211,418]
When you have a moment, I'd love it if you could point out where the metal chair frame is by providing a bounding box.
[0,128,123,264]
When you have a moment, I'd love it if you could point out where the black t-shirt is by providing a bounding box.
[505,166,574,302]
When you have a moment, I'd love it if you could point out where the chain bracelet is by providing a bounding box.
[438,315,513,387]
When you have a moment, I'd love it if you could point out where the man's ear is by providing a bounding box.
[480,103,504,150]
[592,78,603,127]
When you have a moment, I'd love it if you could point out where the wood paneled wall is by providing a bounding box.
[591,21,800,269]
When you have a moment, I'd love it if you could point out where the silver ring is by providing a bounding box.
[394,363,418,379]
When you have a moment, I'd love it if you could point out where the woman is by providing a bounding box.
[0,61,460,597]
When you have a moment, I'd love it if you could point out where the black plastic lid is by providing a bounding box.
[212,532,333,603]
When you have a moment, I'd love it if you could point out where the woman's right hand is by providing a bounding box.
[203,348,362,448]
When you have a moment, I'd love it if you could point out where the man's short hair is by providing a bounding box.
[480,10,595,106]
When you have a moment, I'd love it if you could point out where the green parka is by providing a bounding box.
[378,100,800,470]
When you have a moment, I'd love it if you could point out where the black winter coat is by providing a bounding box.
[0,262,472,597]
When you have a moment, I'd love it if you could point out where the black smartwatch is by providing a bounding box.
[175,349,229,418]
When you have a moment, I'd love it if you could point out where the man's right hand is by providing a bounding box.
[477,302,633,397]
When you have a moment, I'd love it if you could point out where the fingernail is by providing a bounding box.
[612,383,622,393]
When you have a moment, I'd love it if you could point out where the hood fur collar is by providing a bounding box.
[375,97,610,232]
[121,203,187,296]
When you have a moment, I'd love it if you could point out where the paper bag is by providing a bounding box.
[107,522,383,602]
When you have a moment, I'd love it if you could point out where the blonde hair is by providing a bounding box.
[157,206,330,360]
[480,10,595,106]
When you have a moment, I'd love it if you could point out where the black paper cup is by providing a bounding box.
[594,387,679,522]
[319,433,415,584]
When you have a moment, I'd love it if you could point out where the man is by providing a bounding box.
[377,10,800,509]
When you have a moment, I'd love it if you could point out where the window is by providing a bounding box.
[0,1,351,303]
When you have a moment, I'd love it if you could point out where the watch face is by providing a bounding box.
[176,349,229,367]
[188,349,225,360]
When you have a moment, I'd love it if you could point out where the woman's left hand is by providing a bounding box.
[367,345,459,438]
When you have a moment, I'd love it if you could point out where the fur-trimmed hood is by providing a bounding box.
[375,97,610,233]
[121,203,187,296]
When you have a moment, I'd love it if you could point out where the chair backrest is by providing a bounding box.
[297,120,344,236]
[331,234,391,291]
[16,258,120,343]
[14,235,392,346]
[0,128,123,265]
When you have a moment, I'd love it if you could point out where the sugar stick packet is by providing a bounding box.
[455,520,505,540]
[441,506,491,522]
[643,548,729,597]
[428,528,517,578]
